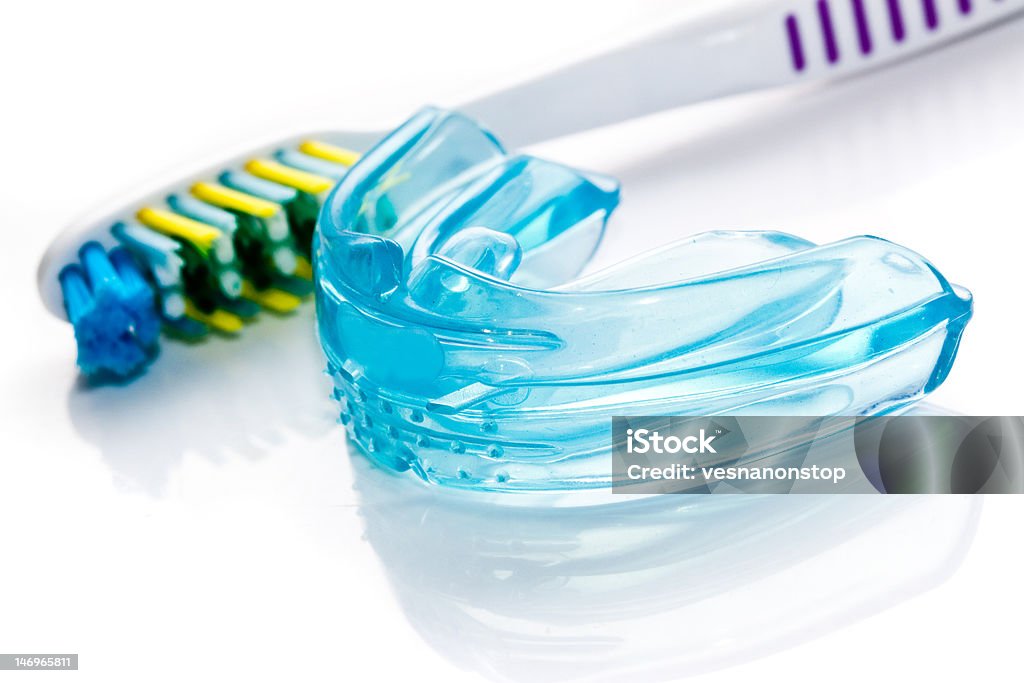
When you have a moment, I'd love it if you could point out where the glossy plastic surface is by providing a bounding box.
[316,108,973,491]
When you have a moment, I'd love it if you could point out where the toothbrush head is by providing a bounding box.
[37,133,378,379]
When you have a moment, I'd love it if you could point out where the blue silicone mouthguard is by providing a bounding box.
[314,107,973,491]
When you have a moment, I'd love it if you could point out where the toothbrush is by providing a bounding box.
[37,0,1024,378]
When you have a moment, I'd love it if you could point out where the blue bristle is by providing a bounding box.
[79,242,120,294]
[275,149,348,180]
[167,194,237,233]
[58,265,94,325]
[220,169,296,203]
[109,248,161,347]
[59,242,160,378]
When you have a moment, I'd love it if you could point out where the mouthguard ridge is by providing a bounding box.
[315,108,973,491]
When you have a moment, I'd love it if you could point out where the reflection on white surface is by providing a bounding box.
[56,306,985,682]
[65,307,334,495]
[354,455,980,682]
[57,310,985,680]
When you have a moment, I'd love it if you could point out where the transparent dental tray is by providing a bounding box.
[315,108,973,491]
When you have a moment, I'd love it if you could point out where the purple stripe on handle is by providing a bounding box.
[923,0,940,29]
[785,14,806,71]
[887,0,906,41]
[818,0,840,64]
[852,0,873,54]
[958,0,972,14]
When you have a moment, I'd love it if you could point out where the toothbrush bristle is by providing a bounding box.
[108,248,162,347]
[58,245,160,378]
[57,140,361,378]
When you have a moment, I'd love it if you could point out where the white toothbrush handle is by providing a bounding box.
[464,0,1024,147]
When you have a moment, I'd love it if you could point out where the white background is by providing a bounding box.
[1,0,1023,681]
